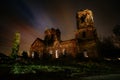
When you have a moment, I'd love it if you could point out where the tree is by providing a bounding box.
[11,32,20,59]
[97,37,119,58]
[113,25,120,37]
[22,51,28,59]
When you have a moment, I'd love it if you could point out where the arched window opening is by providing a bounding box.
[55,50,59,58]
[82,31,86,38]
[80,15,86,23]
[32,52,34,58]
[83,50,88,58]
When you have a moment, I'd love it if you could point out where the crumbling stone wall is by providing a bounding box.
[44,28,61,46]
[30,9,99,59]
[30,38,45,57]
[76,9,94,29]
[76,9,98,58]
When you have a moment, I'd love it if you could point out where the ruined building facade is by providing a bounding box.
[30,9,98,59]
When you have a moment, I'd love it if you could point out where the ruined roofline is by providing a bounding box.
[76,9,93,17]
[31,38,44,46]
[61,39,76,44]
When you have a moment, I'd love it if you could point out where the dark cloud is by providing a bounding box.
[0,0,34,25]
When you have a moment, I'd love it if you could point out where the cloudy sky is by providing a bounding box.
[0,0,120,55]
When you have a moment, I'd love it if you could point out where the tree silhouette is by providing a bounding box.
[22,51,28,59]
[11,32,20,59]
[97,37,120,58]
[113,25,120,36]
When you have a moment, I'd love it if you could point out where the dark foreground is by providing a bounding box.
[1,73,120,80]
[0,61,120,80]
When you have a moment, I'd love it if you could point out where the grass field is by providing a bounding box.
[0,61,120,80]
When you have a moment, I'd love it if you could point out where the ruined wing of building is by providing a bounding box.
[30,9,98,59]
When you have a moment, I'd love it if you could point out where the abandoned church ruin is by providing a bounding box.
[30,9,98,59]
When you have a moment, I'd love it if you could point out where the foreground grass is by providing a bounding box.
[0,61,120,80]
[10,62,112,77]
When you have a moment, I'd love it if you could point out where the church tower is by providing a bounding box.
[75,9,98,58]
[76,9,97,41]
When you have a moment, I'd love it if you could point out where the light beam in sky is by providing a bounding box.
[0,0,120,55]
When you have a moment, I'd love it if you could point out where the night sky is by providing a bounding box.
[0,0,120,55]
